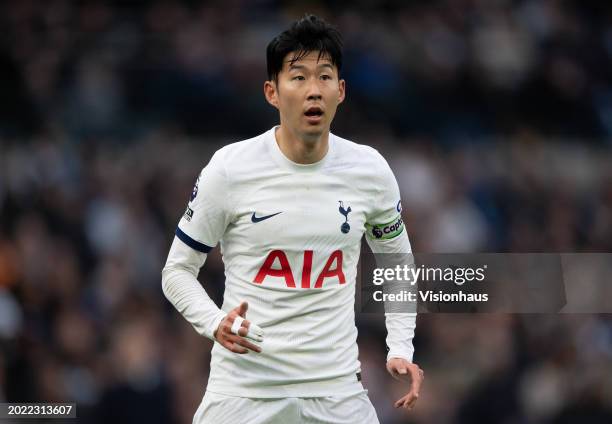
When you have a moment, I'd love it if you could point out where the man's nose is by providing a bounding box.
[306,78,322,101]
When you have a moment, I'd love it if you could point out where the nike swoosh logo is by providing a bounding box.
[251,212,282,223]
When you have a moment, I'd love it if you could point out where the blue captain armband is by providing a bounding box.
[366,214,405,240]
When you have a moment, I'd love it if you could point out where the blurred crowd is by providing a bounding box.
[1,1,612,423]
[2,0,612,141]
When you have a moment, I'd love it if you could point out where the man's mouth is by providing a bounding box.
[304,106,324,123]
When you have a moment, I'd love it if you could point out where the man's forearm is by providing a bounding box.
[385,312,416,362]
[366,229,417,362]
[161,236,226,340]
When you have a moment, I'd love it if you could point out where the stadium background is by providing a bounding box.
[1,0,611,423]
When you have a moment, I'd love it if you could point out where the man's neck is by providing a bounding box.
[275,126,329,164]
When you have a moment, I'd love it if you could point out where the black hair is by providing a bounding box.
[266,14,343,82]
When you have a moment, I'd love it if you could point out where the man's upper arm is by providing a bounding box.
[365,153,410,254]
[175,151,232,253]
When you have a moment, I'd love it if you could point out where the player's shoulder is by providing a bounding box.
[330,133,391,171]
[203,129,272,175]
[214,131,269,162]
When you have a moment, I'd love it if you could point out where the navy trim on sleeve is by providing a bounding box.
[175,227,214,253]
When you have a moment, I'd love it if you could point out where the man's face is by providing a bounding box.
[265,51,345,140]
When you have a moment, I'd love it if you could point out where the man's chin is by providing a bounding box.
[302,124,326,138]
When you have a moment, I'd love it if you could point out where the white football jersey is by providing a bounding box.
[175,126,413,398]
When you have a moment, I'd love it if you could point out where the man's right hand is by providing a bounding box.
[214,301,264,354]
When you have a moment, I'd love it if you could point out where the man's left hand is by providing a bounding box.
[386,358,424,410]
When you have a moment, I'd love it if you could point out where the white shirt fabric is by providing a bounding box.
[162,127,416,398]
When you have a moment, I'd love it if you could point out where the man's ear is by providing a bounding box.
[338,79,346,105]
[264,80,279,109]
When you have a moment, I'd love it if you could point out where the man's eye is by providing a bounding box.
[320,75,331,80]
[292,76,305,81]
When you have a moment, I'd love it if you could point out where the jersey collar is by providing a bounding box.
[266,126,335,173]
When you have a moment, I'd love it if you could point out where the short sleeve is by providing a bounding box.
[365,155,405,242]
[176,151,232,253]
